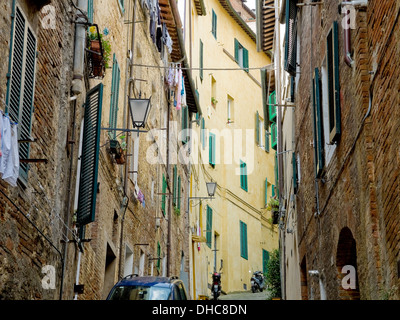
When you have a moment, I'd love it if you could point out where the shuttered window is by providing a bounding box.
[201,117,206,149]
[109,54,120,139]
[263,249,270,274]
[77,83,103,226]
[88,0,94,24]
[209,132,216,167]
[181,105,189,144]
[292,152,298,194]
[265,178,268,207]
[327,21,341,144]
[212,9,217,39]
[177,176,181,210]
[240,221,248,260]
[269,91,276,122]
[234,39,249,72]
[118,0,125,13]
[255,111,260,145]
[206,205,213,248]
[199,39,203,81]
[284,0,298,76]
[271,122,277,150]
[6,7,37,181]
[312,68,325,178]
[240,160,248,192]
[265,131,270,152]
[161,174,167,216]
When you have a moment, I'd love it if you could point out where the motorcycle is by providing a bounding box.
[250,271,265,293]
[211,272,221,300]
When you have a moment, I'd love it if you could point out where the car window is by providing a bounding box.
[108,285,171,300]
[178,283,187,300]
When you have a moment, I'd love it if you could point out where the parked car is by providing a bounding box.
[106,275,189,300]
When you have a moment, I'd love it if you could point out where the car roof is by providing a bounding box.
[116,276,180,288]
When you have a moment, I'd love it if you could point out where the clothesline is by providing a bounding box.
[132,63,275,71]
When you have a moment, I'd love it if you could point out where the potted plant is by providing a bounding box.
[211,97,218,107]
[266,197,280,224]
[87,26,112,77]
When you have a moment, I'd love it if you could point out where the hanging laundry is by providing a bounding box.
[181,76,187,108]
[0,114,19,187]
[0,114,11,177]
[0,111,3,157]
[175,68,182,110]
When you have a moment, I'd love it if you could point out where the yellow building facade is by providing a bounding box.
[181,0,279,297]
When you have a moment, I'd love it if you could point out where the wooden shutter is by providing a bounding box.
[240,161,248,191]
[201,117,205,149]
[269,91,276,121]
[212,10,217,39]
[88,0,94,24]
[260,68,270,129]
[173,165,177,206]
[161,174,166,216]
[177,176,181,210]
[240,221,248,259]
[77,83,103,226]
[313,68,325,178]
[292,152,298,194]
[243,47,249,72]
[234,38,239,63]
[209,133,215,166]
[284,0,298,75]
[327,21,341,144]
[271,122,277,150]
[199,40,203,80]
[109,54,120,139]
[263,249,270,274]
[265,131,270,152]
[7,8,37,180]
[265,178,268,206]
[255,111,260,145]
[206,205,212,248]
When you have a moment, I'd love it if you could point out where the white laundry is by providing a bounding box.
[0,115,11,177]
[0,111,3,157]
[2,123,19,187]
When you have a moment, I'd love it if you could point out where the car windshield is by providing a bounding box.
[108,285,171,300]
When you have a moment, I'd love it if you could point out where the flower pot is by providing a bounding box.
[90,40,104,77]
[115,148,126,165]
[272,210,279,224]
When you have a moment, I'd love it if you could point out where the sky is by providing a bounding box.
[246,0,256,11]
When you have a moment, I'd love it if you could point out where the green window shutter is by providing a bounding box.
[271,122,277,150]
[234,38,239,63]
[209,133,215,167]
[269,91,276,121]
[88,0,94,24]
[313,68,325,178]
[265,178,268,207]
[240,161,248,191]
[118,0,125,13]
[327,21,341,144]
[263,249,270,274]
[255,111,260,145]
[206,205,213,248]
[240,221,248,260]
[284,0,298,76]
[77,83,103,226]
[6,8,37,181]
[212,10,217,39]
[181,106,189,144]
[109,54,120,139]
[201,117,205,149]
[161,174,166,216]
[199,40,203,81]
[260,68,270,128]
[272,184,275,197]
[243,47,249,72]
[177,176,181,210]
[265,131,270,152]
[292,152,298,194]
[173,165,177,206]
[157,242,161,269]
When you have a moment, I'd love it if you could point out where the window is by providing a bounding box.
[212,9,217,39]
[118,0,125,13]
[234,39,249,72]
[88,0,94,24]
[312,68,325,178]
[181,105,189,144]
[177,176,181,210]
[209,132,216,167]
[271,122,277,150]
[211,76,217,107]
[206,205,213,248]
[240,160,248,191]
[292,152,298,194]
[227,95,234,123]
[263,249,270,274]
[255,111,260,145]
[157,242,161,270]
[77,84,104,226]
[240,221,248,260]
[284,0,298,75]
[161,174,167,216]
[109,54,120,139]
[269,91,277,122]
[201,117,206,149]
[265,130,270,152]
[199,39,203,80]
[264,178,268,207]
[327,21,341,144]
[255,112,265,148]
[6,7,37,181]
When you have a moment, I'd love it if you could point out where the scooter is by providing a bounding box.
[251,271,265,293]
[211,272,221,300]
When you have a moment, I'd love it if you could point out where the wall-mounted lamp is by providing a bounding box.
[189,181,217,200]
[129,97,152,128]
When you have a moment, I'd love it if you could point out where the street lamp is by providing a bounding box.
[129,97,152,128]
[189,181,217,200]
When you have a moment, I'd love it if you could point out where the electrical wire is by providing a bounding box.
[132,63,274,71]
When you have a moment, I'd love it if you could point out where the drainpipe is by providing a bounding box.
[71,0,88,95]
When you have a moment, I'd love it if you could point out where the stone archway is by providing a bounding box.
[336,227,360,300]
